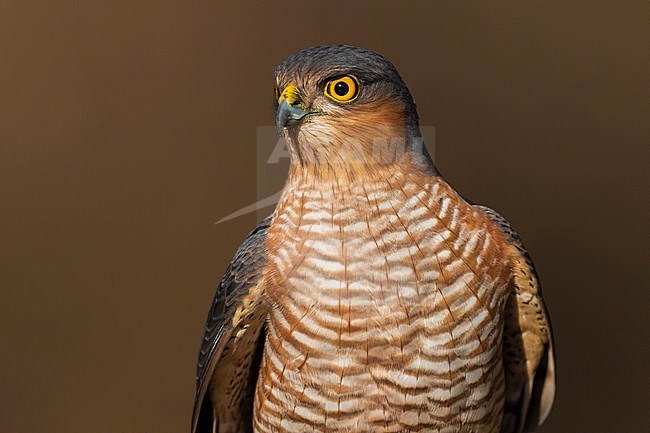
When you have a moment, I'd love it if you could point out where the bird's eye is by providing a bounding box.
[324,75,359,103]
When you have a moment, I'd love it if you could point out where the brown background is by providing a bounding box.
[1,2,648,432]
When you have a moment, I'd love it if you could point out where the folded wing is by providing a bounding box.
[476,206,556,433]
[192,216,272,433]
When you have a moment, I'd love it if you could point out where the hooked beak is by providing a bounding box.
[275,84,319,135]
[276,99,311,135]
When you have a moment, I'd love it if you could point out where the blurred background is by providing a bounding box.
[1,2,648,432]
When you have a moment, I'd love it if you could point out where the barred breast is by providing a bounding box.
[254,171,512,433]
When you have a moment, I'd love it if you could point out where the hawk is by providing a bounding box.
[192,45,555,433]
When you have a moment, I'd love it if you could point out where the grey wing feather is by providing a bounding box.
[192,215,272,433]
[476,205,556,433]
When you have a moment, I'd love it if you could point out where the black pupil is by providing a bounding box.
[334,81,349,97]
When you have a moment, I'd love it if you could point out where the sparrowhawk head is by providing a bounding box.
[274,45,430,172]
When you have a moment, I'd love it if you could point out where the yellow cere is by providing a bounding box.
[278,84,300,106]
[324,75,359,103]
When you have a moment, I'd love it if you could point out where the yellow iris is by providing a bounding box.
[324,75,359,103]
